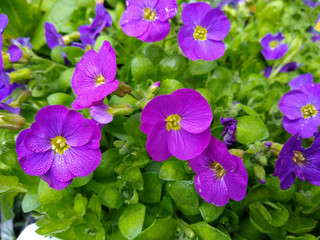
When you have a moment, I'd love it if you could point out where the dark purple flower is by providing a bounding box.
[288,73,313,90]
[89,102,113,125]
[71,41,119,109]
[16,105,101,190]
[261,32,289,60]
[188,136,248,206]
[140,88,213,161]
[177,3,230,61]
[220,117,237,148]
[0,98,20,114]
[44,22,65,49]
[120,0,178,42]
[264,62,299,78]
[265,142,272,148]
[11,37,33,49]
[273,134,320,189]
[303,0,320,8]
[79,4,112,47]
[0,70,15,101]
[7,45,22,62]
[279,83,320,138]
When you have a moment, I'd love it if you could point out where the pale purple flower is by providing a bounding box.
[140,88,213,161]
[288,73,313,90]
[44,22,65,49]
[120,0,178,42]
[71,41,119,109]
[220,117,237,148]
[16,105,101,190]
[188,136,248,206]
[264,62,299,78]
[274,133,320,189]
[177,3,230,61]
[279,83,320,138]
[11,37,33,49]
[89,102,113,125]
[218,0,246,9]
[0,98,20,114]
[79,4,112,47]
[7,45,22,62]
[261,32,289,60]
[303,0,320,8]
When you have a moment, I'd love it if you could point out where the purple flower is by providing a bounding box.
[279,83,320,138]
[188,136,248,206]
[273,134,320,189]
[218,0,246,9]
[288,73,313,90]
[140,88,213,161]
[79,4,112,47]
[44,22,65,49]
[220,117,237,148]
[11,37,33,49]
[89,102,113,125]
[0,70,18,101]
[0,98,20,114]
[0,14,8,34]
[261,32,289,60]
[303,0,320,8]
[264,62,299,78]
[16,105,101,190]
[7,45,23,62]
[177,3,230,61]
[71,41,119,110]
[120,0,178,42]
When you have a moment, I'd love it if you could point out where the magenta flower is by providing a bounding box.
[44,22,65,49]
[220,117,237,148]
[89,102,113,125]
[264,62,299,78]
[188,136,248,206]
[120,0,178,42]
[279,83,320,138]
[288,73,313,90]
[71,41,119,109]
[140,88,212,161]
[177,3,230,61]
[261,32,289,60]
[16,105,101,190]
[274,134,320,190]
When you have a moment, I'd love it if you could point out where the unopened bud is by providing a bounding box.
[147,81,161,95]
[229,149,245,158]
[9,69,32,83]
[107,103,133,116]
[2,51,10,66]
[271,143,283,156]
[114,140,126,148]
[62,31,80,45]
[119,142,131,155]
[113,81,132,97]
[253,164,266,184]
[9,90,31,107]
[0,112,25,130]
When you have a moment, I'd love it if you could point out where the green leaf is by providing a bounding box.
[64,46,85,65]
[47,92,74,108]
[99,184,124,209]
[188,59,217,76]
[22,185,40,213]
[206,67,233,100]
[285,216,317,235]
[69,173,93,188]
[118,203,146,240]
[143,44,166,65]
[167,180,200,216]
[286,234,318,240]
[59,68,74,91]
[263,201,289,227]
[159,158,188,181]
[158,79,184,95]
[88,194,101,218]
[124,113,147,146]
[38,179,66,205]
[94,148,123,180]
[36,218,74,235]
[159,54,186,79]
[189,222,231,240]
[199,201,224,223]
[131,55,157,82]
[135,216,177,240]
[117,165,144,191]
[139,172,162,204]
[74,193,88,217]
[235,116,269,144]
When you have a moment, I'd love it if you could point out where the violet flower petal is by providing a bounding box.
[279,90,308,120]
[89,103,113,125]
[177,25,199,61]
[181,2,212,26]
[7,45,22,62]
[44,22,65,49]
[40,169,72,190]
[120,5,149,37]
[0,14,8,33]
[137,20,171,42]
[288,73,313,90]
[155,0,178,21]
[194,39,226,61]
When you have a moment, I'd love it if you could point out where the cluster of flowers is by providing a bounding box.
[141,88,248,206]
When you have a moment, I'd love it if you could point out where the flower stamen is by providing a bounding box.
[193,26,207,41]
[51,136,69,154]
[269,40,278,48]
[165,114,181,131]
[95,75,105,86]
[292,150,307,166]
[301,104,317,118]
[143,8,156,21]
[211,162,226,178]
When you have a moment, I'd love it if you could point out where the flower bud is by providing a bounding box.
[113,81,132,97]
[253,164,266,184]
[9,68,32,83]
[62,31,80,45]
[147,81,161,95]
[107,103,133,116]
[229,149,245,158]
[114,140,126,148]
[0,112,25,130]
[9,90,31,108]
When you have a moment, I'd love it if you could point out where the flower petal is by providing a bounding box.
[146,121,171,161]
[51,153,76,182]
[0,14,8,33]
[282,116,320,139]
[279,90,308,120]
[224,166,248,201]
[98,41,117,82]
[168,127,211,160]
[177,25,199,61]
[90,103,113,125]
[137,20,171,42]
[172,88,212,134]
[303,167,320,186]
[181,2,212,26]
[194,170,229,206]
[24,123,52,153]
[201,8,230,41]
[7,45,22,62]
[40,169,72,191]
[288,73,313,90]
[155,0,178,21]
[120,6,148,37]
[16,129,30,160]
[194,39,226,61]
[19,150,54,176]
[300,83,320,108]
[279,172,296,190]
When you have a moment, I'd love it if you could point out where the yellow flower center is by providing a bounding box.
[165,114,181,131]
[292,150,307,166]
[211,162,226,178]
[193,26,207,41]
[143,8,156,21]
[51,136,69,154]
[314,20,320,33]
[301,104,317,118]
[95,75,105,86]
[269,40,278,49]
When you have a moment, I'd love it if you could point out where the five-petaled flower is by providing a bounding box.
[16,105,101,190]
[188,136,248,206]
[140,88,213,161]
[177,2,230,61]
[261,32,288,60]
[120,0,178,42]
[274,134,320,189]
[288,73,313,90]
[71,41,119,109]
[279,82,320,138]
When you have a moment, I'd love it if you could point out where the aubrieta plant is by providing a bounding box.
[1,0,320,240]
